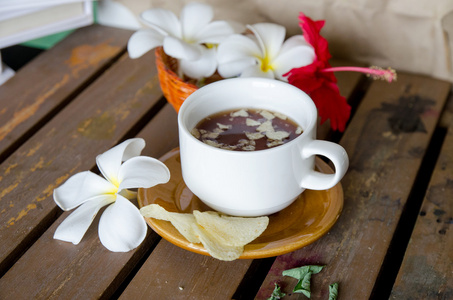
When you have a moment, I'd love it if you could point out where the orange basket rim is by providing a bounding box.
[155,47,198,90]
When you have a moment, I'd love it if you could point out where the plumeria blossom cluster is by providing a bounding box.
[128,2,396,132]
[53,138,170,252]
[127,2,243,79]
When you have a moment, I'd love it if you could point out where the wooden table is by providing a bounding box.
[0,25,452,300]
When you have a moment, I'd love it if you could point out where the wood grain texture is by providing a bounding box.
[0,25,132,161]
[0,103,180,299]
[119,240,253,300]
[0,50,162,276]
[390,118,453,299]
[256,73,451,299]
[440,93,453,129]
[136,103,179,158]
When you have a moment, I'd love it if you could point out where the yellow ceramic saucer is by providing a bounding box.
[138,148,343,259]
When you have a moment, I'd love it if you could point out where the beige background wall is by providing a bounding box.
[106,0,453,82]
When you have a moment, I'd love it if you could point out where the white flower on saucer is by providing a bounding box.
[53,138,170,252]
[217,23,315,80]
[127,2,240,79]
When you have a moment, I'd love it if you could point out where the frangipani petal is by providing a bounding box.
[140,8,181,38]
[127,29,164,59]
[217,34,261,78]
[96,138,145,186]
[248,23,285,62]
[194,20,238,44]
[240,64,275,79]
[54,171,116,211]
[179,47,217,79]
[280,34,312,53]
[163,36,202,61]
[54,195,115,244]
[180,2,213,41]
[117,156,170,191]
[98,195,147,252]
[273,36,315,80]
[217,57,256,78]
[218,34,261,62]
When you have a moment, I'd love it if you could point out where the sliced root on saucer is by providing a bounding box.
[140,204,269,261]
[140,204,199,243]
[193,210,269,246]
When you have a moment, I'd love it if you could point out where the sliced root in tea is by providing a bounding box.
[259,110,275,120]
[192,108,302,151]
[230,109,249,117]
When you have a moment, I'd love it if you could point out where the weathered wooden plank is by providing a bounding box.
[0,207,159,300]
[0,50,163,276]
[136,103,179,158]
[440,92,453,129]
[0,104,179,299]
[390,118,453,299]
[0,25,132,161]
[119,240,253,300]
[256,73,451,299]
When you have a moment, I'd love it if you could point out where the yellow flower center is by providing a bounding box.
[260,55,273,72]
[110,177,120,189]
[108,186,119,195]
[107,178,120,195]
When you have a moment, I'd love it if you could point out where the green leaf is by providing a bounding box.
[267,283,286,300]
[282,265,324,298]
[282,265,324,279]
[292,271,312,297]
[329,282,339,300]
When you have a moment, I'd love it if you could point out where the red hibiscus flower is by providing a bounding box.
[285,13,396,132]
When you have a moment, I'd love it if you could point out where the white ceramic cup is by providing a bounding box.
[178,78,348,217]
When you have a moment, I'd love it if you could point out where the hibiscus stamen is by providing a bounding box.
[321,66,397,82]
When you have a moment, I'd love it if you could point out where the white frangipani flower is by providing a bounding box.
[53,138,170,252]
[217,23,316,81]
[127,2,240,79]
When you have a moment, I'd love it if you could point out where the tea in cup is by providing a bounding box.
[178,78,348,216]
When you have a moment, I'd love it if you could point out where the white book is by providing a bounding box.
[0,1,93,49]
[0,0,89,12]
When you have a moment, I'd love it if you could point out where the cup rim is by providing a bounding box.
[178,77,317,154]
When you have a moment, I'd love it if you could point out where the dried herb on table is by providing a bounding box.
[267,265,340,299]
[329,282,339,300]
[282,265,324,297]
[267,283,286,300]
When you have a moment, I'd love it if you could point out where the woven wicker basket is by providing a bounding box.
[155,47,198,113]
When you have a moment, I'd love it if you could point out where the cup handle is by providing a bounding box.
[300,140,349,190]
